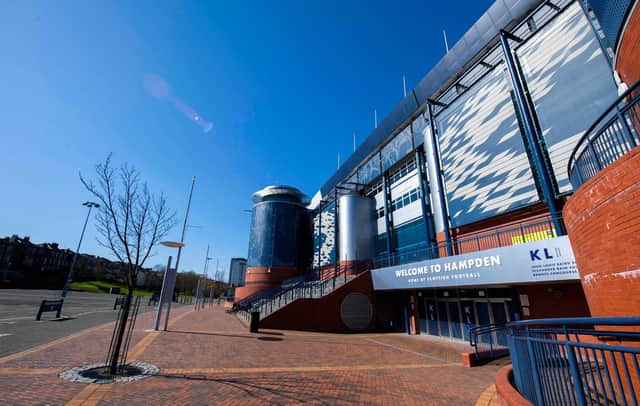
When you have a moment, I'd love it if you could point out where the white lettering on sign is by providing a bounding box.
[394,255,501,278]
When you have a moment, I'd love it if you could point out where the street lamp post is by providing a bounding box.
[160,176,195,330]
[197,245,212,310]
[61,201,100,298]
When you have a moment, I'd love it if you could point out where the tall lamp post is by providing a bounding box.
[156,176,195,330]
[61,201,100,298]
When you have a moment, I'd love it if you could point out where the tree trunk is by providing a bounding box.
[108,287,134,375]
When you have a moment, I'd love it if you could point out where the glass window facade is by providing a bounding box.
[381,125,413,172]
[358,153,382,185]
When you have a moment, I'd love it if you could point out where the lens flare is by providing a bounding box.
[143,74,213,133]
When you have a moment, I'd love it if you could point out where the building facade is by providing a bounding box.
[241,0,638,338]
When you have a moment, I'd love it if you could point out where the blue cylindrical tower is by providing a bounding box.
[235,186,312,301]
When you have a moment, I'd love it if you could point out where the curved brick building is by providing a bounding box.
[563,0,640,318]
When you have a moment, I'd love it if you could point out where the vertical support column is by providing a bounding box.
[426,102,453,256]
[415,147,437,259]
[382,171,394,265]
[409,290,420,335]
[499,30,565,235]
[333,188,339,279]
[317,208,322,272]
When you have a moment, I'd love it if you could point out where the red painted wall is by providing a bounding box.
[516,282,590,320]
[235,266,300,301]
[259,271,376,332]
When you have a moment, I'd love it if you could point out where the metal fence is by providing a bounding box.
[568,80,640,190]
[470,323,509,358]
[508,317,640,405]
[373,213,563,268]
[233,263,362,318]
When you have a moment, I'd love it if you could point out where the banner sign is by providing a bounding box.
[371,236,578,291]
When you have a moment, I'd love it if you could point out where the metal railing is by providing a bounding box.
[470,323,509,358]
[507,317,640,405]
[232,286,283,312]
[568,80,640,189]
[234,263,365,319]
[373,213,563,268]
[251,273,356,319]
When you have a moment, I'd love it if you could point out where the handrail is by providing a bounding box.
[233,264,359,315]
[567,79,640,188]
[373,212,562,268]
[507,316,640,405]
[507,315,640,327]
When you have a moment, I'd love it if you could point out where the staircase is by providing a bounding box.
[234,268,359,321]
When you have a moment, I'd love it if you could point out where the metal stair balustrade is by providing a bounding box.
[469,323,509,359]
[251,273,359,319]
[244,263,366,319]
[568,79,640,189]
[507,316,640,406]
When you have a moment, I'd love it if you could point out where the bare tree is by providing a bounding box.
[81,154,176,375]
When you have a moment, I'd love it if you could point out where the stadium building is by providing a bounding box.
[234,0,640,340]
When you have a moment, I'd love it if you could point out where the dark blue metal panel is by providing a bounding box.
[247,202,312,269]
[585,0,633,49]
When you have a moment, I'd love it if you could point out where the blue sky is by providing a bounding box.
[0,0,491,279]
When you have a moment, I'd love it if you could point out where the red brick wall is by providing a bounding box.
[234,266,300,302]
[516,283,590,320]
[337,260,371,276]
[259,271,376,332]
[616,5,640,84]
[563,145,640,317]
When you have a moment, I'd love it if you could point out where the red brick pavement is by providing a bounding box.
[0,303,501,405]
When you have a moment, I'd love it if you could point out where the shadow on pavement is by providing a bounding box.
[150,373,357,404]
[167,330,282,341]
[165,329,383,347]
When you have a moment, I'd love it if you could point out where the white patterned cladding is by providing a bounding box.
[437,66,539,227]
[517,2,618,194]
[313,207,335,267]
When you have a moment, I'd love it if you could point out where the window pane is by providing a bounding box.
[358,154,381,185]
[412,113,428,147]
[381,126,413,171]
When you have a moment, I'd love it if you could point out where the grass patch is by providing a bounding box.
[69,281,153,296]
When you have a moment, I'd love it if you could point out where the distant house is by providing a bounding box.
[0,235,72,288]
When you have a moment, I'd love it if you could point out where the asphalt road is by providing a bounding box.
[0,289,165,357]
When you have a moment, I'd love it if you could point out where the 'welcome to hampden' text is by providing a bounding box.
[394,255,501,278]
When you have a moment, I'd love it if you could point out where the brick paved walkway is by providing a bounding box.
[0,303,501,405]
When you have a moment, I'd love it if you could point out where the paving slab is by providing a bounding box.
[0,304,501,405]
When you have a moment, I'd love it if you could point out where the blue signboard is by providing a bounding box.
[371,236,578,290]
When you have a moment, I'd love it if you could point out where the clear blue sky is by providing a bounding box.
[0,0,491,279]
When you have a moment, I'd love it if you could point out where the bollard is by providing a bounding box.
[250,311,260,333]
